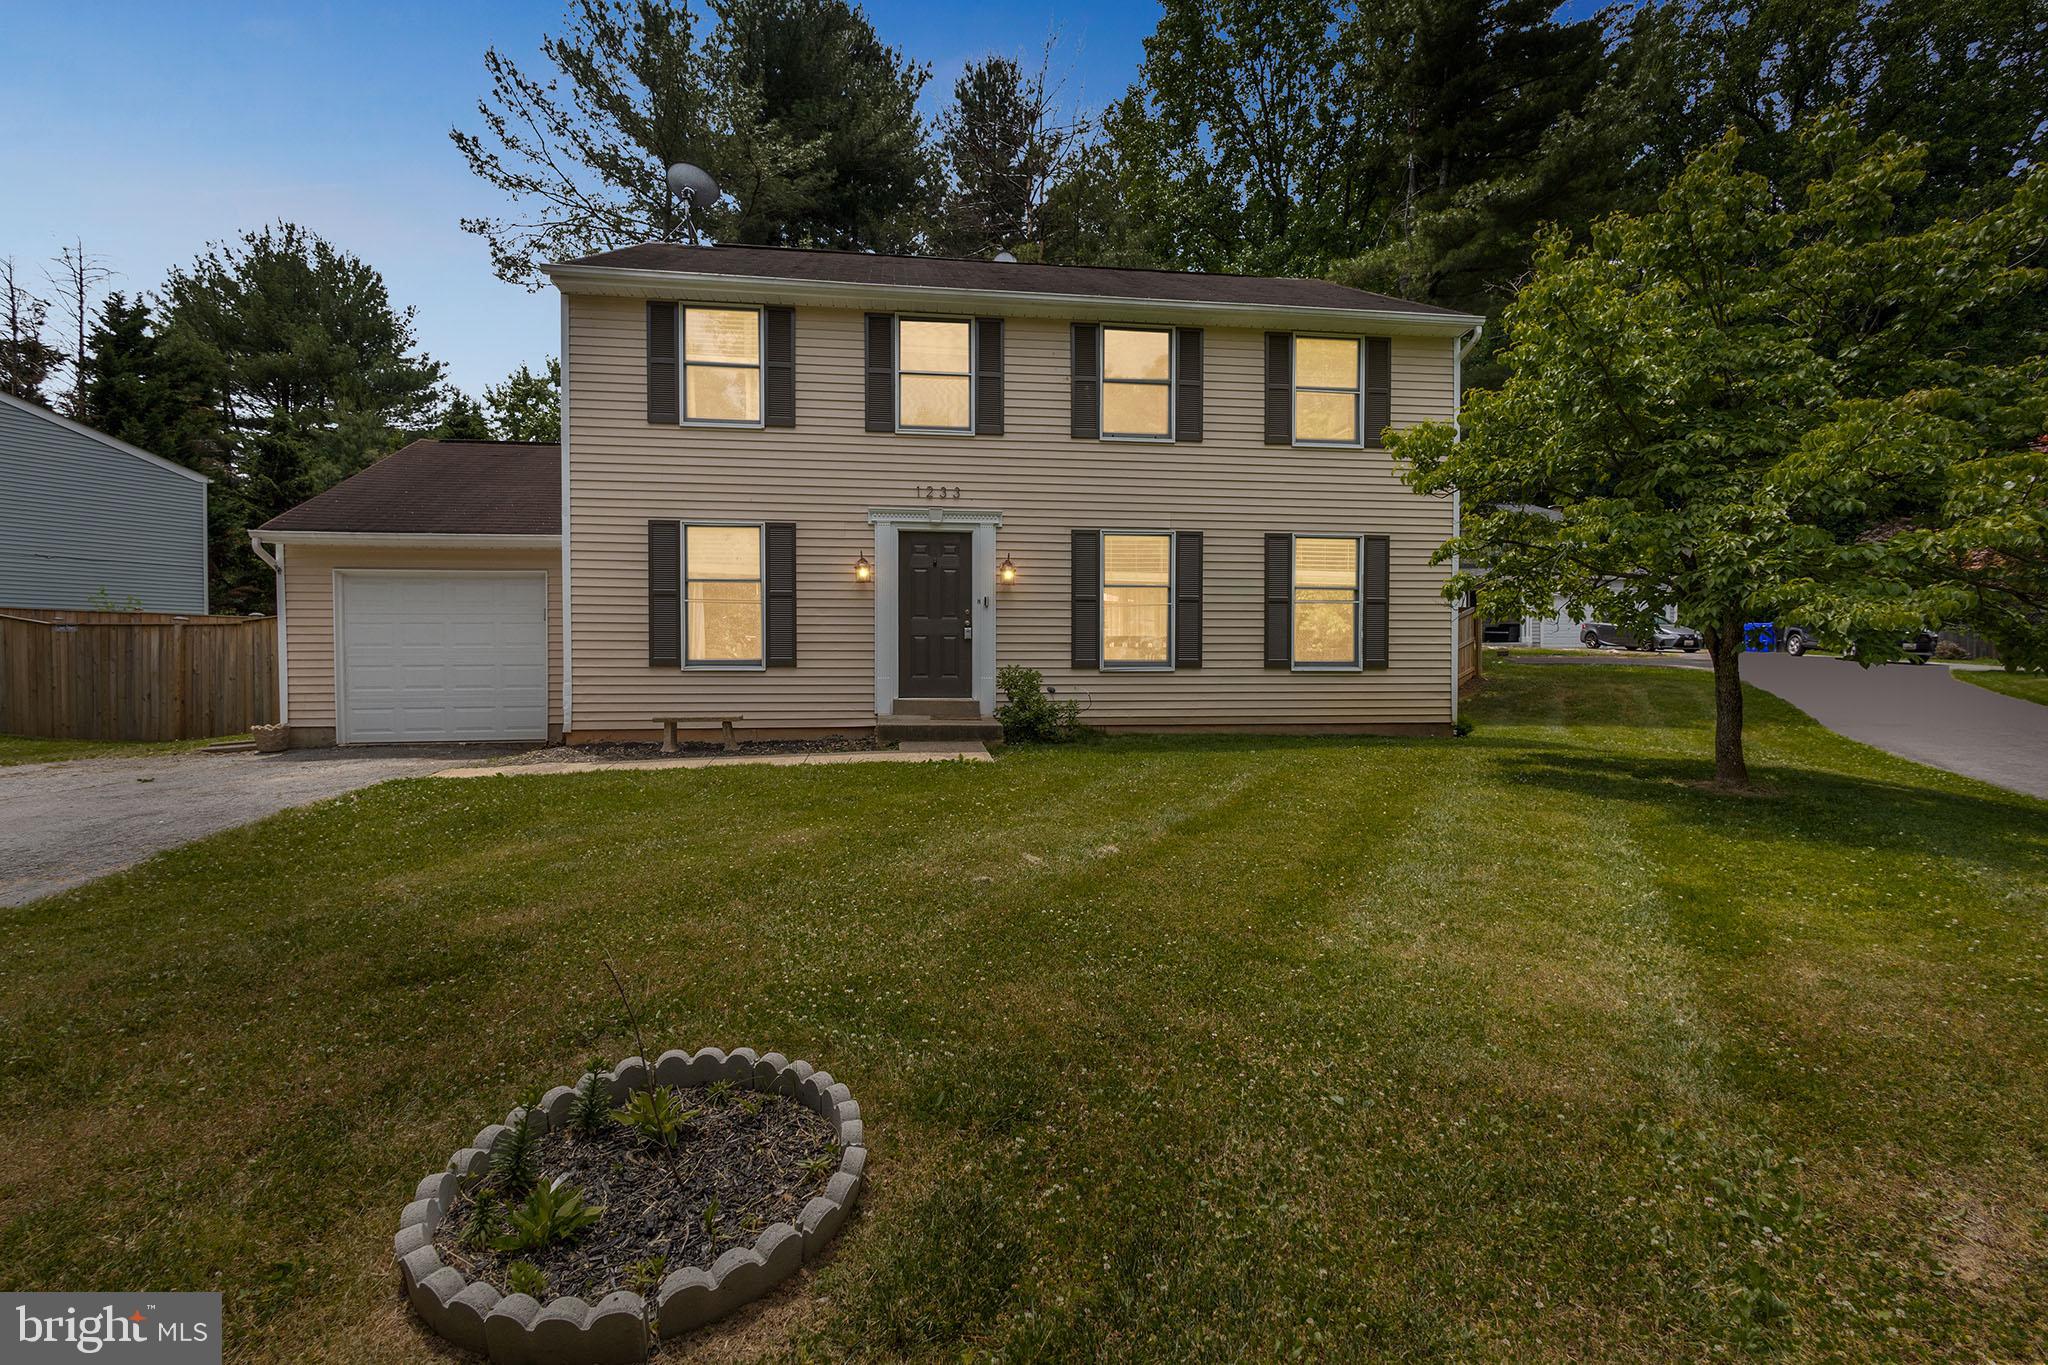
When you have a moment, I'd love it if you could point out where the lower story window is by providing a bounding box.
[1293,535,1361,667]
[1102,531,1173,667]
[686,523,763,666]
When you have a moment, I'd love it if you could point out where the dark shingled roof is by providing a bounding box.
[557,243,1467,318]
[259,440,560,536]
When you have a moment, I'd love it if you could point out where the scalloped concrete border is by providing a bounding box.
[395,1049,866,1363]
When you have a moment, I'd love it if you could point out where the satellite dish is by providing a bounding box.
[664,163,721,245]
[992,249,1018,262]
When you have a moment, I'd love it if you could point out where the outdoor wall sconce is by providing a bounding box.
[854,554,873,583]
[998,554,1018,585]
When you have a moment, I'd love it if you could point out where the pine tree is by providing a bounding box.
[432,392,495,441]
[1,257,65,404]
[484,359,561,442]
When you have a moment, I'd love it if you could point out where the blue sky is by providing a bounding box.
[0,0,1165,397]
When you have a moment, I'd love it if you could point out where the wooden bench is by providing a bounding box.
[652,715,745,754]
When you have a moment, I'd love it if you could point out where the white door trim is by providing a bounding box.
[865,507,1002,717]
[332,568,551,745]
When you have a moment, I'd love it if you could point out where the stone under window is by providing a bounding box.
[1102,532,1173,667]
[1292,535,1361,667]
[1101,327,1172,439]
[685,523,763,666]
[897,318,973,432]
[1293,337,1361,446]
[683,307,762,424]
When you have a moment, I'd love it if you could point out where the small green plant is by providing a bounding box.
[459,1190,503,1251]
[491,1178,604,1254]
[570,1061,612,1139]
[699,1198,720,1236]
[704,1079,735,1106]
[799,1150,835,1179]
[996,666,1081,743]
[504,1261,548,1300]
[1452,718,1474,737]
[612,1085,700,1150]
[736,1091,763,1117]
[490,1088,545,1194]
[625,1254,668,1296]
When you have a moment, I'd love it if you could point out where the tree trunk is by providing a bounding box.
[1707,614,1750,787]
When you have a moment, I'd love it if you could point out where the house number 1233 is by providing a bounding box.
[916,485,963,500]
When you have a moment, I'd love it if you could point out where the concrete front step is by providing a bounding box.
[890,697,981,719]
[877,714,1004,744]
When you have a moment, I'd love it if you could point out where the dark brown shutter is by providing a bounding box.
[1264,532,1292,667]
[648,520,681,666]
[1070,323,1100,439]
[765,521,797,666]
[1363,337,1392,447]
[764,306,796,428]
[1175,328,1204,442]
[975,317,1004,435]
[1174,531,1203,668]
[864,314,894,432]
[1362,533,1390,667]
[1070,529,1100,668]
[1264,333,1291,445]
[647,302,679,424]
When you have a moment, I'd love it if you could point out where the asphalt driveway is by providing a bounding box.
[1510,650,2048,798]
[0,747,515,907]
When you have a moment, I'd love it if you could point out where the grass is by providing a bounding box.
[2,661,2044,1362]
[1952,667,2048,707]
[0,732,248,766]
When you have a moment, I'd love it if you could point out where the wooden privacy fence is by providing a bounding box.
[1457,605,1484,692]
[0,609,277,741]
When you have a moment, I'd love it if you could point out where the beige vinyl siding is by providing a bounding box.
[280,544,563,732]
[567,295,1457,735]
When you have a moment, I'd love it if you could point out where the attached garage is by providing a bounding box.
[250,440,564,748]
[336,571,549,744]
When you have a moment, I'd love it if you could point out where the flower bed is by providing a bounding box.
[394,1049,867,1363]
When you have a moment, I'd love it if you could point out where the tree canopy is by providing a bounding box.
[1388,120,2048,786]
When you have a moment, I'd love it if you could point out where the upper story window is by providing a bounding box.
[1292,534,1362,668]
[683,307,763,425]
[897,318,973,433]
[1102,531,1174,668]
[1101,327,1172,440]
[1293,337,1362,446]
[685,523,764,667]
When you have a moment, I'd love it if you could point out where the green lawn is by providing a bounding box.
[0,732,248,766]
[1953,667,2048,706]
[2,662,2044,1362]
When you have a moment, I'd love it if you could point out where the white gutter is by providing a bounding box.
[247,531,288,725]
[254,531,561,549]
[543,263,1489,337]
[559,292,574,735]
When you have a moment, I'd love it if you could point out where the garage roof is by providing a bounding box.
[258,440,560,537]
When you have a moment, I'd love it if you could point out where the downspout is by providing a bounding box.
[247,531,288,726]
[1450,323,1483,727]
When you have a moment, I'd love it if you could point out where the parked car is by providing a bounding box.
[1580,621,1702,652]
[1782,625,1935,662]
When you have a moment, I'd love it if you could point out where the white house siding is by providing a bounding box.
[563,296,1463,738]
[0,395,208,613]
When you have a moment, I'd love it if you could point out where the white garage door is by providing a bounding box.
[338,572,548,744]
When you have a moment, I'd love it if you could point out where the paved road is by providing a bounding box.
[1510,651,2048,798]
[0,747,513,907]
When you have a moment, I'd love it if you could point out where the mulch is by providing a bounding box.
[434,1087,837,1302]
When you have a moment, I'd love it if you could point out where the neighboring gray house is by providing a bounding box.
[0,391,209,613]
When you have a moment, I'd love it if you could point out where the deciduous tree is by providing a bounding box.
[484,359,562,442]
[1389,121,2048,787]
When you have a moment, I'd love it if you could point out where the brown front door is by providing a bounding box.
[900,530,972,697]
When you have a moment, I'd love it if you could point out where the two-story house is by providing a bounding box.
[253,245,1483,747]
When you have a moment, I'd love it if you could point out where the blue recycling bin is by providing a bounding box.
[1743,621,1777,652]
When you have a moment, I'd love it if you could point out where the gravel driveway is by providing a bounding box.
[0,747,525,907]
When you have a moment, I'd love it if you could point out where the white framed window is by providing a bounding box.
[1293,336,1362,447]
[896,317,974,434]
[682,306,764,425]
[1292,534,1362,669]
[1101,531,1174,669]
[1101,327,1173,440]
[684,522,765,667]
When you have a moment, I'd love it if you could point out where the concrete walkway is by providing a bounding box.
[0,746,515,907]
[1507,651,2048,798]
[433,742,991,778]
